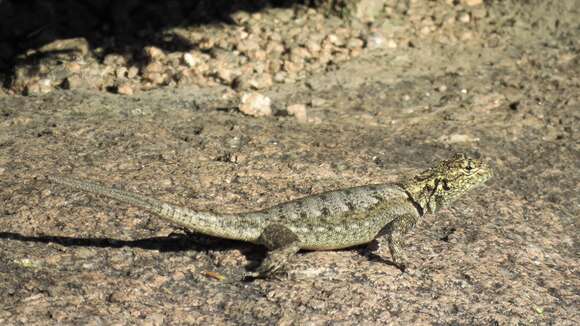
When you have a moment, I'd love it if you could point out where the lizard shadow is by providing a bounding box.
[0,231,266,260]
[0,231,401,277]
[359,250,400,268]
[354,240,401,269]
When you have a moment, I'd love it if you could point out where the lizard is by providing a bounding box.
[47,153,492,278]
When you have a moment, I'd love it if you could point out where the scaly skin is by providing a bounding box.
[48,153,492,277]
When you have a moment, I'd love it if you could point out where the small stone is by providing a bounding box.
[268,59,282,72]
[351,0,387,22]
[283,60,303,74]
[230,11,251,24]
[463,0,483,6]
[66,62,81,73]
[326,34,343,46]
[266,40,285,55]
[198,37,215,50]
[287,104,307,122]
[236,35,261,52]
[461,31,474,41]
[420,26,432,35]
[144,72,165,85]
[37,37,89,56]
[214,67,239,85]
[103,54,127,66]
[317,50,332,64]
[143,62,163,74]
[239,92,272,117]
[115,67,128,78]
[346,38,364,49]
[458,12,471,23]
[386,39,398,49]
[127,66,139,79]
[289,47,309,64]
[25,79,52,96]
[248,74,273,90]
[439,134,479,144]
[76,248,95,259]
[305,39,322,54]
[116,83,134,95]
[274,72,287,83]
[437,85,448,92]
[366,32,386,49]
[144,46,165,61]
[350,48,362,57]
[272,8,294,23]
[183,53,197,67]
[248,49,267,61]
[172,271,186,281]
[311,98,326,107]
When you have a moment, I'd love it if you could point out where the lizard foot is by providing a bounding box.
[246,224,300,279]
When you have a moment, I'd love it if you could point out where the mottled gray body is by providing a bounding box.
[264,185,418,250]
[48,153,492,277]
[47,177,416,249]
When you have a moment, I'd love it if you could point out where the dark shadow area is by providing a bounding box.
[356,240,403,271]
[0,231,248,253]
[0,0,316,75]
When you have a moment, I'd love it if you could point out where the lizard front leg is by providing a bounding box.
[383,213,419,272]
[247,224,300,278]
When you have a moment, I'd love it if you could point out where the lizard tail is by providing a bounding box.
[47,176,262,242]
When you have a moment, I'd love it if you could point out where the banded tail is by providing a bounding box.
[47,176,263,242]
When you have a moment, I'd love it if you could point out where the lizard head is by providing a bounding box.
[403,153,493,214]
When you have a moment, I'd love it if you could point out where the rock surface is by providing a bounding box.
[0,0,578,325]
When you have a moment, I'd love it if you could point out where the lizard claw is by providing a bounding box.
[256,258,286,277]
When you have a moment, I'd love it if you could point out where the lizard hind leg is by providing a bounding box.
[248,224,301,278]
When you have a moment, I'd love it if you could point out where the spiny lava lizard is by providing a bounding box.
[48,153,492,277]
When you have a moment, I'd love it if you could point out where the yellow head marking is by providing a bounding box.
[404,153,493,214]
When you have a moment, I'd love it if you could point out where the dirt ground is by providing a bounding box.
[0,0,578,325]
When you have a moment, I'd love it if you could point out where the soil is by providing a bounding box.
[0,0,578,325]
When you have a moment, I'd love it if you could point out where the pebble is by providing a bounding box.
[214,66,238,85]
[25,79,52,96]
[103,54,128,66]
[116,83,134,95]
[439,134,479,144]
[458,12,471,23]
[287,104,308,122]
[239,92,272,117]
[144,46,165,61]
[463,0,483,6]
[311,97,327,107]
[183,52,198,67]
[346,38,364,49]
[3,4,441,95]
[127,66,139,79]
[366,32,387,49]
[436,85,448,92]
[248,74,273,90]
[326,34,343,46]
[115,67,128,78]
[143,62,164,74]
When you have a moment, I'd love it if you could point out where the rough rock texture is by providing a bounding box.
[0,0,578,325]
